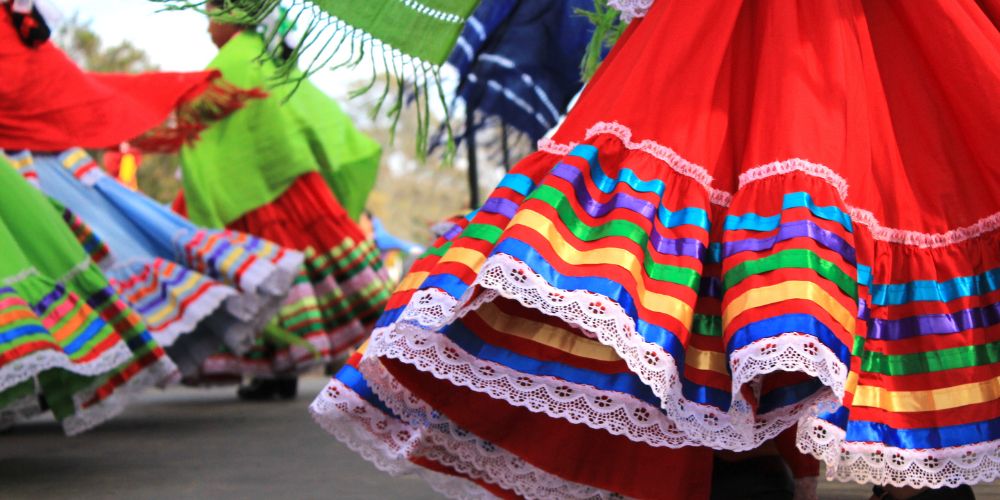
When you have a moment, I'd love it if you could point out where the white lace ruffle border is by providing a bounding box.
[366,253,846,452]
[310,367,615,499]
[797,416,1000,488]
[0,343,133,394]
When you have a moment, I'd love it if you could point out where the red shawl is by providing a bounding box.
[0,7,262,152]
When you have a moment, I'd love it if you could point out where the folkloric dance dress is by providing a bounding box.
[309,0,1000,496]
[174,31,393,377]
[0,2,311,387]
[0,157,177,435]
[8,149,301,383]
[0,1,299,430]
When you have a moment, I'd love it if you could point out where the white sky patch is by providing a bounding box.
[46,0,364,98]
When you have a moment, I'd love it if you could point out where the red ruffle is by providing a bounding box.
[225,172,368,252]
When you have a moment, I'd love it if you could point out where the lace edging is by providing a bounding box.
[358,360,619,499]
[797,417,1000,489]
[607,0,654,22]
[138,280,237,348]
[538,122,1000,247]
[370,253,848,450]
[62,357,179,436]
[309,379,496,500]
[0,343,134,394]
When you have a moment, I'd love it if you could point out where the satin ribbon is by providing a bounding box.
[860,340,1000,376]
[871,267,1000,306]
[844,417,1000,450]
[444,316,665,406]
[527,184,707,259]
[724,191,853,233]
[724,280,857,333]
[868,300,1000,341]
[476,300,622,361]
[504,209,697,324]
[551,161,711,231]
[853,377,1000,412]
[724,248,857,298]
[507,208,701,289]
[722,218,856,265]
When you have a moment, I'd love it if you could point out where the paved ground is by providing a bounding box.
[1,375,996,499]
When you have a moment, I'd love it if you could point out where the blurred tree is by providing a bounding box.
[53,16,182,204]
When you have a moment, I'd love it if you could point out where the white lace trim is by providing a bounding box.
[0,343,134,393]
[539,121,733,206]
[850,207,1000,248]
[536,122,1000,247]
[368,321,691,448]
[367,253,847,450]
[797,417,1000,489]
[728,332,845,414]
[739,158,850,200]
[607,0,654,22]
[359,359,620,499]
[309,379,496,500]
[63,356,179,436]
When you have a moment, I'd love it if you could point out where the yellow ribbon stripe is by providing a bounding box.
[477,301,622,361]
[723,280,855,333]
[508,209,695,326]
[396,271,430,293]
[853,378,1000,412]
[63,149,87,167]
[145,273,205,324]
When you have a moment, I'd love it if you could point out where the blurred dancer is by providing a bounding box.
[173,1,391,400]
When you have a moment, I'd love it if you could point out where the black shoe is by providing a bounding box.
[276,377,298,400]
[873,484,975,500]
[237,378,279,401]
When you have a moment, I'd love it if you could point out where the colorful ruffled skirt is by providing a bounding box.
[0,156,176,435]
[182,172,393,378]
[311,0,1000,495]
[9,149,301,382]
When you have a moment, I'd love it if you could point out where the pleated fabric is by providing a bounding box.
[8,149,301,382]
[312,0,1000,494]
[194,172,393,378]
[0,157,176,435]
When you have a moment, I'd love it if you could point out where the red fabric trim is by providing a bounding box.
[226,172,367,252]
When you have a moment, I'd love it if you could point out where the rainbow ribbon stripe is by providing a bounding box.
[376,139,1000,454]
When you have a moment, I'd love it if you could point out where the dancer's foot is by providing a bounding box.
[236,378,278,401]
[276,377,297,400]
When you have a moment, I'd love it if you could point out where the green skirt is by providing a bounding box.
[0,158,176,435]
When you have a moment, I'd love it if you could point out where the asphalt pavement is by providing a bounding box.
[2,376,996,499]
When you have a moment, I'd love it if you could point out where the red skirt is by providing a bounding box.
[311,0,1000,495]
[194,172,391,377]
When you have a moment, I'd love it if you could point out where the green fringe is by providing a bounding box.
[576,0,626,82]
[152,0,456,163]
